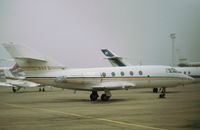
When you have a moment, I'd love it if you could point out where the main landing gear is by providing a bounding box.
[159,87,166,98]
[101,90,111,101]
[153,88,158,93]
[90,90,112,101]
[90,91,99,101]
[39,87,45,92]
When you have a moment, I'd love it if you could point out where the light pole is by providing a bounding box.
[170,33,176,67]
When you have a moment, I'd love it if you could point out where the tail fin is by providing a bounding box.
[101,49,116,57]
[0,71,6,82]
[101,49,129,67]
[3,69,25,80]
[3,69,15,78]
[3,43,66,76]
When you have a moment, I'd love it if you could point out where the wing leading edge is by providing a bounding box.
[92,81,135,90]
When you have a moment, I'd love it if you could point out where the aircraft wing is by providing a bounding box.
[0,82,13,87]
[92,81,135,90]
[6,79,40,88]
[2,69,40,88]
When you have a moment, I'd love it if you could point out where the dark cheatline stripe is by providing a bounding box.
[190,75,200,79]
[26,76,183,82]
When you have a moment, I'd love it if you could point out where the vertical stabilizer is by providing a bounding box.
[101,49,129,67]
[3,43,66,76]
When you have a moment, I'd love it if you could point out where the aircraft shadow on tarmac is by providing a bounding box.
[57,98,134,103]
[138,90,182,94]
[182,120,200,129]
[16,98,135,105]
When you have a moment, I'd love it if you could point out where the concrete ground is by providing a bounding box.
[0,84,200,130]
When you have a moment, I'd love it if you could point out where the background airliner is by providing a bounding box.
[3,43,193,101]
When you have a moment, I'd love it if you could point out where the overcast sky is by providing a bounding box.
[0,0,200,68]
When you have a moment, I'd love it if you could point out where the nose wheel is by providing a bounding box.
[159,87,166,98]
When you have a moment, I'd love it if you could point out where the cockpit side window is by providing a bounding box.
[166,69,170,73]
[166,68,178,73]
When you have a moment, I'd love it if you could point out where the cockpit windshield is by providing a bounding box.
[166,68,179,73]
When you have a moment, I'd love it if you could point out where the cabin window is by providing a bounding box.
[111,72,115,77]
[166,69,170,73]
[139,71,143,75]
[120,71,125,76]
[130,71,134,76]
[102,72,106,77]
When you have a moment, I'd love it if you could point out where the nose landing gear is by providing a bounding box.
[159,87,166,98]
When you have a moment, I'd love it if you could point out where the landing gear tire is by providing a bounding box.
[153,88,158,93]
[159,87,166,98]
[39,88,42,92]
[42,88,45,92]
[90,91,98,101]
[101,94,110,101]
[159,93,166,98]
[12,87,16,93]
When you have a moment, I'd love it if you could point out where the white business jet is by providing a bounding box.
[3,44,193,101]
[101,49,199,93]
